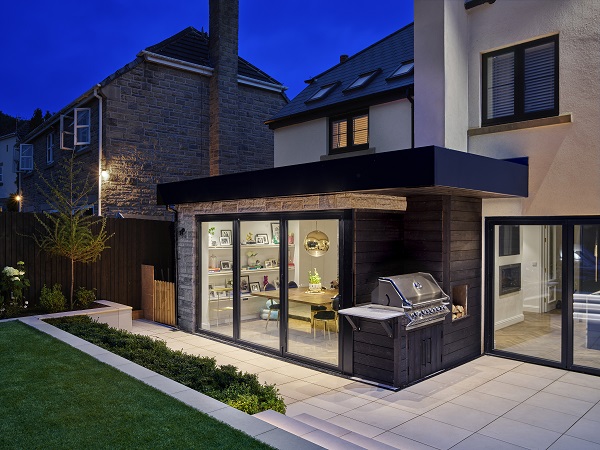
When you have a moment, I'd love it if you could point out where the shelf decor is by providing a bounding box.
[308,268,322,293]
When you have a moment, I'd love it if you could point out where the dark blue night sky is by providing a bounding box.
[1,0,413,119]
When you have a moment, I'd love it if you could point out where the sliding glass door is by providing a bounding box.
[487,219,600,374]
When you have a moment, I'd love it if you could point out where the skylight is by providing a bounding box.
[388,61,414,79]
[306,83,338,102]
[345,70,379,91]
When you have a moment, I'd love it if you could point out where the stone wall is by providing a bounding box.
[174,193,407,331]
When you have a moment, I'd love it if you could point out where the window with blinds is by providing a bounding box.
[330,112,369,154]
[482,35,558,126]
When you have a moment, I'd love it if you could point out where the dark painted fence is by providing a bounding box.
[0,212,174,310]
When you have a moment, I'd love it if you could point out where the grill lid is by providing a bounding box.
[372,272,448,307]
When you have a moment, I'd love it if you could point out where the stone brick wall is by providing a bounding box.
[21,98,100,213]
[174,193,407,331]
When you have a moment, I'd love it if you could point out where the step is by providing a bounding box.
[253,410,364,449]
[294,414,397,450]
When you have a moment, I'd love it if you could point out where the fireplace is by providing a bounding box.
[500,263,521,295]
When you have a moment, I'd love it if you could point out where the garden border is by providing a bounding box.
[18,315,319,450]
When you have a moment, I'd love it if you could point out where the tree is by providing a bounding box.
[33,152,113,308]
[29,108,44,129]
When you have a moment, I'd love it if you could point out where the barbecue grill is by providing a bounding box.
[339,273,451,388]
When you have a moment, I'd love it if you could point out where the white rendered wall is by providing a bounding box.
[469,0,600,216]
[0,135,17,201]
[414,0,468,151]
[274,118,327,167]
[369,100,412,152]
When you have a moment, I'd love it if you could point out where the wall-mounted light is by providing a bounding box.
[101,170,110,181]
[15,194,22,202]
[179,227,186,236]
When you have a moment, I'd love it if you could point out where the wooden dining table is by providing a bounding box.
[252,288,338,307]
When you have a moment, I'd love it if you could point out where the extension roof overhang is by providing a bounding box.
[157,146,528,206]
[267,23,414,129]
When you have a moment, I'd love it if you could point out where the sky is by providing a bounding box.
[1,0,413,119]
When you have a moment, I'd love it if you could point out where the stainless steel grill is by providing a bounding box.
[340,272,450,330]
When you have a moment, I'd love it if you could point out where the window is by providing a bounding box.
[306,83,338,102]
[482,35,558,126]
[330,112,369,154]
[388,61,414,80]
[74,108,91,145]
[19,144,34,172]
[47,133,54,164]
[344,70,380,92]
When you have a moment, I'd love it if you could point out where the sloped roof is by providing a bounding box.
[145,26,283,85]
[268,23,414,127]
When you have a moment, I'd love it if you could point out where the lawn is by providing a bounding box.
[0,321,272,449]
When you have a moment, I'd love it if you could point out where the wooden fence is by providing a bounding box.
[0,212,175,310]
[153,280,176,326]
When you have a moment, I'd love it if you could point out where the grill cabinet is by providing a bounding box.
[339,273,450,388]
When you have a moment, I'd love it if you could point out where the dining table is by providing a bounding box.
[252,288,338,307]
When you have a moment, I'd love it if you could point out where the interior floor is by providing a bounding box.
[495,310,600,369]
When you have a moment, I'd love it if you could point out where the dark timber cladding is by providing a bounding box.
[0,212,174,310]
[353,210,405,306]
[404,195,482,367]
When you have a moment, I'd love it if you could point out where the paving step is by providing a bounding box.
[293,414,396,450]
[253,410,363,449]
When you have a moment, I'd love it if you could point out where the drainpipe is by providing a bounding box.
[166,204,179,326]
[93,85,104,216]
[407,87,414,149]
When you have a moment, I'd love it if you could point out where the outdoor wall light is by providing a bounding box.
[15,194,22,202]
[101,170,110,181]
[304,229,330,257]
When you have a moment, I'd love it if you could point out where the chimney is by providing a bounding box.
[208,0,239,176]
[340,54,349,63]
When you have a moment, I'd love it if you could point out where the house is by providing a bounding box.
[17,0,287,219]
[0,132,18,210]
[157,0,600,383]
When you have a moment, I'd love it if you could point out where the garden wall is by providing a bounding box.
[0,212,174,310]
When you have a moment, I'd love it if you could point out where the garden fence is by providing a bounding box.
[0,212,175,311]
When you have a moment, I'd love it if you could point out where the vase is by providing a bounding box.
[209,255,217,269]
[308,282,322,293]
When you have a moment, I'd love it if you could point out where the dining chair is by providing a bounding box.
[313,295,340,339]
[264,283,279,329]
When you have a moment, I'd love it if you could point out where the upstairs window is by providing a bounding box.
[330,112,369,154]
[19,144,34,172]
[344,70,380,92]
[482,35,558,126]
[47,133,54,164]
[74,108,91,145]
[387,61,414,80]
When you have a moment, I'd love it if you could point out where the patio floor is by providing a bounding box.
[133,319,600,450]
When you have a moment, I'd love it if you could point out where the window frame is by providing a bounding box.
[329,111,369,155]
[19,144,34,172]
[46,133,54,165]
[481,35,559,127]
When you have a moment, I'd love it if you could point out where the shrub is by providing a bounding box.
[40,284,66,313]
[75,287,96,309]
[46,316,286,414]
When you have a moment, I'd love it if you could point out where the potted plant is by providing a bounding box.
[308,268,321,293]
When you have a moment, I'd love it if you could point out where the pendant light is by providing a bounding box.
[304,221,330,257]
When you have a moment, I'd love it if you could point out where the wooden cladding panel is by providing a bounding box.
[0,212,174,310]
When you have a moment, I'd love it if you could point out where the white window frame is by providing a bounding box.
[74,108,91,146]
[47,133,54,164]
[19,144,34,172]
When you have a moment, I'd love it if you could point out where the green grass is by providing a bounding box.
[0,321,272,449]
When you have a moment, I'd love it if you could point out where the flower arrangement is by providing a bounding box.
[308,268,321,284]
[0,261,31,315]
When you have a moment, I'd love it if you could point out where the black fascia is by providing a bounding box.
[465,0,496,10]
[157,146,528,206]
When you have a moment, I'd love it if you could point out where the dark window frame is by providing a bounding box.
[329,111,369,155]
[482,35,559,127]
[343,69,381,93]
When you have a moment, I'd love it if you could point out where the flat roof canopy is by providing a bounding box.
[157,146,528,205]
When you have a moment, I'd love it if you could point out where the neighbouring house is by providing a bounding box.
[0,132,18,209]
[158,0,600,384]
[17,0,287,220]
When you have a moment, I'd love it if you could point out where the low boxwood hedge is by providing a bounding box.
[46,316,285,414]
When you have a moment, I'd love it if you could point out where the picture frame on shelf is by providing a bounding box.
[255,234,269,245]
[240,275,250,293]
[271,258,278,267]
[208,284,215,299]
[220,260,231,270]
[221,230,232,239]
[219,236,231,246]
[271,222,280,244]
[250,282,261,293]
[264,260,272,268]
